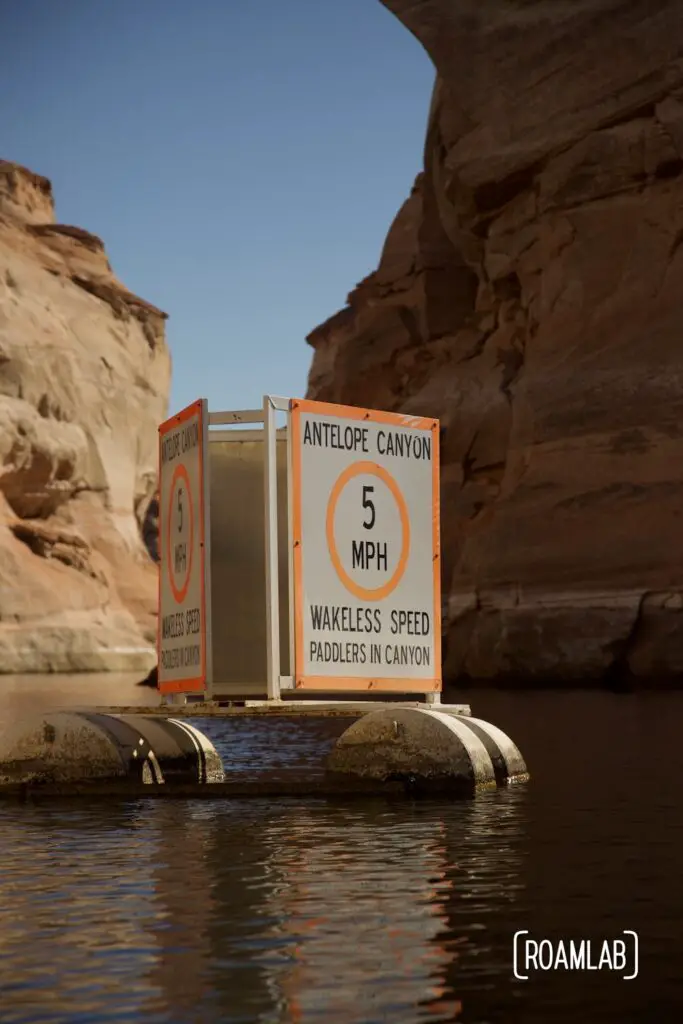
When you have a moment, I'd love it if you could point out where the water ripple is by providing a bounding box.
[0,693,682,1021]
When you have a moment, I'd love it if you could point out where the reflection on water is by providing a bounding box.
[0,794,526,1024]
[260,797,525,1023]
[1,689,683,1021]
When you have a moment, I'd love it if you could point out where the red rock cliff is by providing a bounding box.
[0,161,170,672]
[306,0,683,686]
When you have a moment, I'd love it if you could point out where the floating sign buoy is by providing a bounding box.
[0,712,224,787]
[325,707,528,795]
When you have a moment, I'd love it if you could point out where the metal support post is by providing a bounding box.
[263,395,281,700]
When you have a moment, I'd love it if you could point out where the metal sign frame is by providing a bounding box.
[263,395,292,700]
[158,394,442,707]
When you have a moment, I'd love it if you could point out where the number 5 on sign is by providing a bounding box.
[362,485,375,530]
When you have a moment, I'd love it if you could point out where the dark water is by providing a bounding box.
[1,689,683,1022]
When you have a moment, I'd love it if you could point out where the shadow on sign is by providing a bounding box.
[209,435,290,696]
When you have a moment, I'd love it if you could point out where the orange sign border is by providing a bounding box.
[325,460,410,602]
[290,398,441,693]
[157,399,207,694]
[166,462,194,603]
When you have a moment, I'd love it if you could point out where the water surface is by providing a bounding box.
[0,681,681,1021]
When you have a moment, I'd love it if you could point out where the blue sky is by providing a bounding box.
[1,1,433,415]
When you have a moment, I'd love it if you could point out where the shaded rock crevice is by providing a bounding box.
[9,520,105,583]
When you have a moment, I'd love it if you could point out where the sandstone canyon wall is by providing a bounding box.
[306,0,683,686]
[0,160,170,673]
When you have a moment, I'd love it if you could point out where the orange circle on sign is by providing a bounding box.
[325,460,410,602]
[166,463,194,604]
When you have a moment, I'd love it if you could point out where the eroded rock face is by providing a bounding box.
[306,1,683,686]
[0,160,170,673]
